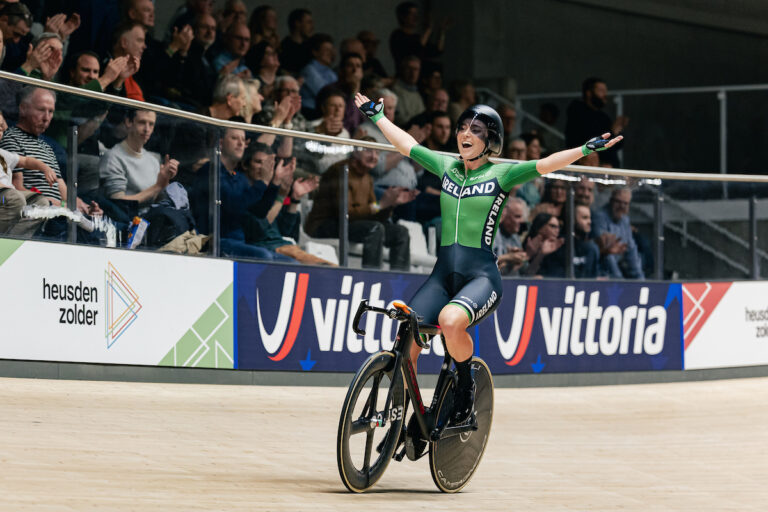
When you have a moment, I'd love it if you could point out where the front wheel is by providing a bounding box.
[429,357,494,493]
[337,351,406,493]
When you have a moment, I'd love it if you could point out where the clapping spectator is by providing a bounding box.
[254,75,307,132]
[391,55,425,127]
[280,8,313,75]
[493,198,529,276]
[305,141,412,271]
[311,88,349,138]
[18,32,63,81]
[245,40,279,101]
[522,212,564,277]
[592,187,644,279]
[108,20,146,101]
[299,33,337,118]
[166,0,214,42]
[0,3,32,72]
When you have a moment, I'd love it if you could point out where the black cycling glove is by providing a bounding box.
[582,136,610,155]
[358,99,384,122]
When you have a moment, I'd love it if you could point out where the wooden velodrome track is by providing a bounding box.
[0,375,766,511]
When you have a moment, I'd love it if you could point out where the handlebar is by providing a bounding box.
[352,300,431,349]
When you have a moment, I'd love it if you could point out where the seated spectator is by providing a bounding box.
[175,13,219,109]
[108,20,146,101]
[280,8,313,75]
[522,213,564,277]
[191,127,294,262]
[0,111,53,237]
[299,33,337,118]
[516,132,545,207]
[99,110,179,212]
[2,88,89,211]
[310,88,349,138]
[239,142,333,265]
[425,110,454,152]
[493,197,529,276]
[305,142,412,271]
[425,87,449,114]
[573,204,600,278]
[254,75,307,132]
[539,179,568,221]
[18,32,63,81]
[505,137,526,160]
[0,3,32,72]
[391,55,425,127]
[240,77,295,158]
[248,5,279,49]
[592,187,644,279]
[357,30,388,79]
[207,74,247,120]
[216,0,247,35]
[574,175,595,208]
[213,22,252,78]
[167,0,215,42]
[245,40,280,101]
[447,80,475,124]
[317,52,364,135]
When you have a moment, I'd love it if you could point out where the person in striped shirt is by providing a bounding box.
[0,87,100,216]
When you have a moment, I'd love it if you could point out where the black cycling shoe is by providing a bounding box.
[451,380,476,425]
[405,413,427,461]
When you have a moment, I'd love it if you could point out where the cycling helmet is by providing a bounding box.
[455,104,504,160]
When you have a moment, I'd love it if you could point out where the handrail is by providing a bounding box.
[516,82,768,100]
[7,71,768,183]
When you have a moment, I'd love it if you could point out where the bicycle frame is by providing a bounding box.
[352,300,478,444]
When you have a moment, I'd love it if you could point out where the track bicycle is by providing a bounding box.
[336,300,494,493]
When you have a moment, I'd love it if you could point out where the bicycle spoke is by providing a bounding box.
[350,418,372,436]
[362,428,375,472]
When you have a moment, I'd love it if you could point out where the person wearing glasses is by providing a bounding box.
[592,187,644,279]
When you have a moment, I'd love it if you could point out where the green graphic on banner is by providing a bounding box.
[0,239,23,267]
[159,283,234,368]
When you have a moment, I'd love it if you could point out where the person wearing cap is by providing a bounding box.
[355,91,623,436]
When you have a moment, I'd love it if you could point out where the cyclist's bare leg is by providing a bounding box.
[438,305,472,360]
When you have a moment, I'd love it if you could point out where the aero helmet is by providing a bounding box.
[455,104,504,160]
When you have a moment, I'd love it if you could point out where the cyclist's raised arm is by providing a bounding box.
[355,92,418,157]
[536,132,624,175]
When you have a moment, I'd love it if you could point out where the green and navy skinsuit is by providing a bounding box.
[408,145,540,326]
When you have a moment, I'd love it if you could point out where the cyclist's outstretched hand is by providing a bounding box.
[583,132,624,154]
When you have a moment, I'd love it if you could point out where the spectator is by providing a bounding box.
[419,62,442,101]
[311,88,349,138]
[239,142,334,265]
[170,13,219,109]
[493,197,528,276]
[18,32,63,81]
[239,77,296,160]
[249,5,279,49]
[191,127,293,262]
[539,179,568,221]
[254,75,307,132]
[499,104,517,146]
[447,80,475,124]
[424,110,453,152]
[522,213,564,277]
[592,187,644,279]
[0,2,32,72]
[505,137,526,160]
[391,55,425,127]
[574,175,595,207]
[0,110,53,237]
[213,22,251,77]
[280,8,313,75]
[166,0,214,42]
[565,77,628,167]
[373,115,424,193]
[207,74,246,120]
[424,87,449,114]
[246,40,280,101]
[299,33,337,118]
[125,0,155,30]
[0,87,99,216]
[573,204,600,278]
[305,142,412,271]
[516,132,544,207]
[99,110,179,211]
[109,20,146,101]
[318,52,364,135]
[357,30,387,79]
[340,38,366,64]
[389,1,446,70]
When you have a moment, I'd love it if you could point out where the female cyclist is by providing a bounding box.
[355,92,622,424]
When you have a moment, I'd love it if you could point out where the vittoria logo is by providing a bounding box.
[494,285,538,366]
[105,262,142,348]
[257,271,309,361]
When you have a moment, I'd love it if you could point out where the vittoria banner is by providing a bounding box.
[235,262,684,374]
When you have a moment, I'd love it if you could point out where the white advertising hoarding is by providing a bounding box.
[0,239,233,368]
[683,281,768,369]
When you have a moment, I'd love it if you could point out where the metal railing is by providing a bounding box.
[3,71,768,279]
